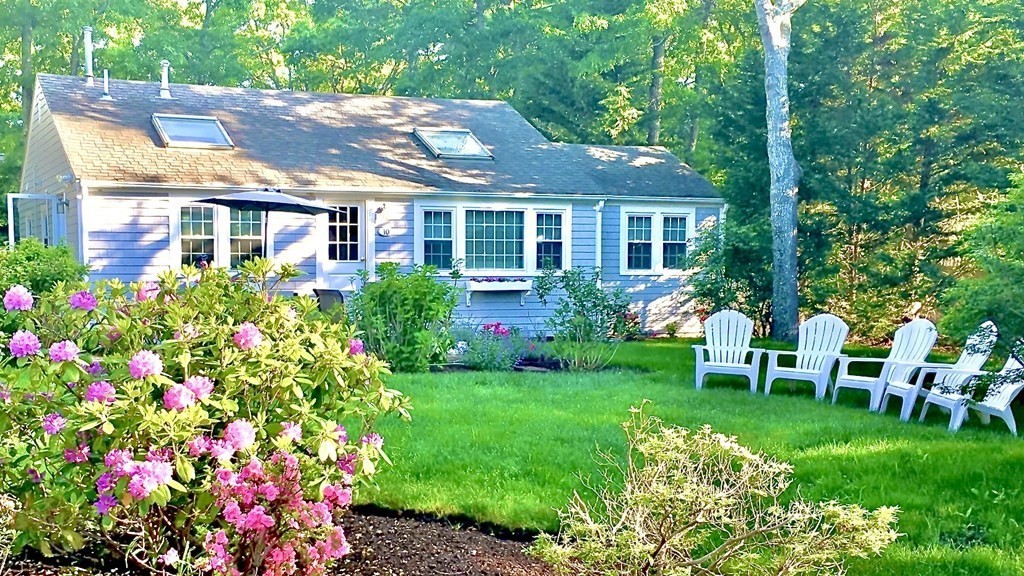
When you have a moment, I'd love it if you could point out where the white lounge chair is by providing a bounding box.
[919,355,1024,435]
[880,321,998,421]
[764,313,849,400]
[693,310,765,393]
[832,318,937,411]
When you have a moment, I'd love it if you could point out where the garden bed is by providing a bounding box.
[6,509,551,576]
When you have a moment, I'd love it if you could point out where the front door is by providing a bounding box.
[318,203,366,291]
[7,194,66,247]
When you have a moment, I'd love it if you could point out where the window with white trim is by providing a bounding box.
[662,216,688,270]
[536,212,563,269]
[465,209,524,270]
[153,114,233,149]
[229,208,264,268]
[327,206,360,262]
[180,206,215,266]
[626,215,653,271]
[423,210,454,269]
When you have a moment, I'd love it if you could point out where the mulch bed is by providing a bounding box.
[6,510,553,576]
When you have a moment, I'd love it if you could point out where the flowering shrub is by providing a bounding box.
[0,238,88,297]
[530,403,900,575]
[0,258,410,574]
[451,322,526,371]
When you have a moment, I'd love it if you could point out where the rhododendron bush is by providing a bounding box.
[0,259,410,575]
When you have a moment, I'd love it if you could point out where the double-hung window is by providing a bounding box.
[229,209,264,267]
[621,207,694,275]
[423,210,454,269]
[327,206,360,262]
[465,209,525,270]
[536,212,563,269]
[180,206,215,266]
[178,204,266,269]
[662,216,688,270]
[626,215,654,271]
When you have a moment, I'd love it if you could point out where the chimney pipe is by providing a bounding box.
[83,27,94,86]
[101,69,112,100]
[159,60,172,99]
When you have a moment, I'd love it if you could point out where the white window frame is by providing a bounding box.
[413,200,572,276]
[413,127,493,160]
[152,113,235,149]
[618,204,696,276]
[170,202,273,270]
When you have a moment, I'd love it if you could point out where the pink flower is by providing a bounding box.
[223,501,244,527]
[360,433,384,449]
[242,506,275,531]
[349,338,365,355]
[258,482,280,501]
[96,473,115,493]
[41,413,67,435]
[335,425,348,444]
[126,460,172,499]
[69,290,98,311]
[128,350,163,379]
[85,381,116,403]
[3,285,33,311]
[136,281,160,302]
[279,422,302,443]
[94,494,117,516]
[233,322,263,350]
[9,330,41,358]
[49,340,80,363]
[86,360,105,376]
[63,444,91,463]
[336,453,357,475]
[324,484,352,508]
[184,375,214,399]
[174,323,199,341]
[224,420,257,451]
[147,447,174,462]
[188,435,213,457]
[163,384,196,411]
[159,548,180,567]
[104,449,137,478]
[210,440,236,462]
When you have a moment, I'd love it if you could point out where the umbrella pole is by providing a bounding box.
[263,210,269,261]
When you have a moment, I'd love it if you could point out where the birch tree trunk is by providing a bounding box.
[755,0,805,341]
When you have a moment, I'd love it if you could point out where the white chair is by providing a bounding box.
[919,355,1023,435]
[764,313,849,399]
[693,310,765,393]
[832,318,938,411]
[880,321,998,421]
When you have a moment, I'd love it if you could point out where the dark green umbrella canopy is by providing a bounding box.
[197,188,340,216]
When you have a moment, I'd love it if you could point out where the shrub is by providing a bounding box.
[348,263,460,372]
[664,321,680,337]
[535,267,629,370]
[0,492,14,576]
[451,322,526,371]
[0,238,88,295]
[0,258,410,575]
[531,403,900,576]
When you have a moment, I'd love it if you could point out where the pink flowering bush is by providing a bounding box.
[0,258,408,573]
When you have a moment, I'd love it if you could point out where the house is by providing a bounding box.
[16,67,724,335]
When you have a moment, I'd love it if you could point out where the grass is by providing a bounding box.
[363,339,1024,576]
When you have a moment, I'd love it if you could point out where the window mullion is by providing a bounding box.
[525,209,537,274]
[653,213,664,273]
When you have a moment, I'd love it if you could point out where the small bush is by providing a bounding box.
[0,258,409,574]
[0,492,14,576]
[535,267,629,371]
[0,238,88,294]
[451,322,526,371]
[664,321,680,337]
[531,403,900,576]
[348,263,460,372]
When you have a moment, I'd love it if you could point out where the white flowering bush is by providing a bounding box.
[0,258,410,575]
[531,403,899,576]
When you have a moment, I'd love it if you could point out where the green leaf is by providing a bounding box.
[318,439,337,462]
[175,455,196,483]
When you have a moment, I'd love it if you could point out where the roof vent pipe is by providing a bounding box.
[159,60,172,99]
[101,69,112,100]
[83,27,94,86]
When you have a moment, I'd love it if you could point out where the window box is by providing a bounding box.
[465,278,534,307]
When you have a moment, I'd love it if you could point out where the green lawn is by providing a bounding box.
[363,339,1024,576]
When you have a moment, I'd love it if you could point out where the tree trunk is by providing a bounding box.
[647,35,666,145]
[755,0,805,342]
[475,0,486,32]
[687,0,716,154]
[20,0,34,130]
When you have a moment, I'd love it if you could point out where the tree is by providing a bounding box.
[754,0,806,341]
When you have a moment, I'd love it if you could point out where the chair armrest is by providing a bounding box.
[836,355,892,378]
[692,346,764,362]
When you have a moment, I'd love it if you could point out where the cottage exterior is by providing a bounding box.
[16,73,724,335]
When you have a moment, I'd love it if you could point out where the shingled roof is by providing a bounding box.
[36,74,718,199]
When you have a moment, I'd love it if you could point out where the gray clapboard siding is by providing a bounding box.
[87,196,173,282]
[571,201,598,268]
[375,200,415,269]
[270,212,318,292]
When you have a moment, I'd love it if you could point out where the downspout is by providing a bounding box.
[77,179,89,269]
[594,199,606,288]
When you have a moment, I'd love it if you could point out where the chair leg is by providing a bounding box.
[764,373,775,396]
[978,412,992,426]
[919,401,930,422]
[695,367,706,390]
[748,371,758,394]
[949,403,968,432]
[879,393,891,414]
[814,373,827,400]
[1004,410,1018,436]
[899,394,916,422]
[869,386,884,412]
[831,385,841,405]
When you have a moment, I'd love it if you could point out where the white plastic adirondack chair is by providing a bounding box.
[693,310,765,393]
[919,355,1024,435]
[764,313,849,399]
[832,318,938,411]
[880,321,998,421]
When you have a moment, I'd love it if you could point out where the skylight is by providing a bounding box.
[152,114,234,149]
[414,128,492,159]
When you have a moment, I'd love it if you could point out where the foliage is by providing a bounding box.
[664,321,679,338]
[0,239,88,295]
[0,492,13,576]
[530,402,900,575]
[940,175,1024,349]
[0,258,410,575]
[348,263,459,373]
[610,310,643,340]
[535,267,629,371]
[451,322,526,372]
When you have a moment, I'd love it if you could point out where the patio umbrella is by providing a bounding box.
[197,187,340,262]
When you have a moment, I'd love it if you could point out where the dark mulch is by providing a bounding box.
[5,510,553,576]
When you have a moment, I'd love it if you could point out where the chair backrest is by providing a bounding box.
[981,356,1024,409]
[313,289,345,316]
[795,314,849,372]
[886,318,938,383]
[937,321,999,390]
[704,310,754,364]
